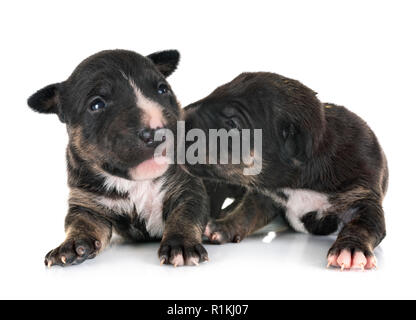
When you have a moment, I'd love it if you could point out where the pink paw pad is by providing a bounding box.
[327,249,377,271]
[204,223,224,243]
[204,224,213,238]
[210,232,222,242]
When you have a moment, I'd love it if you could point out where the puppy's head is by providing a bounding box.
[28,49,181,180]
[184,72,326,188]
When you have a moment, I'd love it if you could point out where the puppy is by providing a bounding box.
[28,49,210,267]
[184,72,388,270]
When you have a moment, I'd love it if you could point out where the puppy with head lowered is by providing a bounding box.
[28,49,209,267]
[184,72,388,270]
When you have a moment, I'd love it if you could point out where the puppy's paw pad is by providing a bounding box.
[185,256,200,266]
[327,249,376,271]
[44,236,101,268]
[204,220,244,244]
[170,252,185,267]
[204,224,214,238]
[159,239,208,267]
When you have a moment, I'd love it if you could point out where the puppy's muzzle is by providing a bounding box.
[138,127,166,148]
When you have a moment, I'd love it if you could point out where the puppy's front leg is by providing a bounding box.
[327,196,386,270]
[205,192,283,244]
[159,209,208,267]
[158,178,209,267]
[45,206,112,267]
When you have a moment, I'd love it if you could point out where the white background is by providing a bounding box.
[0,0,415,299]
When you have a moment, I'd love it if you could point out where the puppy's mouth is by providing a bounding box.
[126,132,173,180]
[129,155,170,180]
[127,140,172,181]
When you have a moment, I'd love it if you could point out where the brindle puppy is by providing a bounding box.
[184,72,388,270]
[28,49,210,267]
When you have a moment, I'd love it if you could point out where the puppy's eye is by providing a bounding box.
[157,83,169,95]
[225,118,240,130]
[282,124,296,139]
[90,98,106,111]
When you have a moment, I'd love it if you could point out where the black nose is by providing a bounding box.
[138,127,165,148]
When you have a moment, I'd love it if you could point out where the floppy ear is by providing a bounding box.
[27,83,66,122]
[281,123,314,164]
[147,50,180,77]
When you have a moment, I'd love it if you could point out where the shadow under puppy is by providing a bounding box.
[28,49,209,267]
[184,72,388,270]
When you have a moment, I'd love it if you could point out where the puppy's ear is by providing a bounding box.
[147,50,180,77]
[27,83,66,122]
[281,123,314,164]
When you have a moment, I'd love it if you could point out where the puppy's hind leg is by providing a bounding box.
[205,192,282,244]
[301,211,340,236]
[327,196,386,271]
[204,181,247,220]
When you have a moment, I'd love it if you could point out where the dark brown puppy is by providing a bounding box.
[28,49,210,267]
[184,72,388,270]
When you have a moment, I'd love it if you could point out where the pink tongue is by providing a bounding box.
[129,157,169,180]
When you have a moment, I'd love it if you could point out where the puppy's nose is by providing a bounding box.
[138,127,165,148]
[138,128,155,147]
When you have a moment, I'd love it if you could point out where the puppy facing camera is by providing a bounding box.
[28,49,211,267]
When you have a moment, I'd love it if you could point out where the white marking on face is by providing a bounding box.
[129,79,165,129]
[98,173,166,238]
[282,188,332,233]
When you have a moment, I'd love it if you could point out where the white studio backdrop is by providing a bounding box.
[0,0,415,299]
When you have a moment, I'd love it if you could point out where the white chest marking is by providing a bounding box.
[283,188,332,233]
[98,174,166,238]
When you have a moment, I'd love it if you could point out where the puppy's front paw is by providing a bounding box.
[327,241,377,271]
[204,219,245,244]
[44,236,102,267]
[158,236,208,267]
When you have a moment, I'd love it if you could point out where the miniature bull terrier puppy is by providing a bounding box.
[184,72,388,270]
[28,49,210,267]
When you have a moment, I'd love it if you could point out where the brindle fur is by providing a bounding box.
[184,72,388,261]
[206,191,284,244]
[29,49,212,267]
